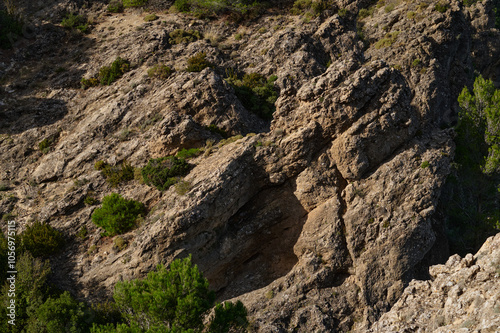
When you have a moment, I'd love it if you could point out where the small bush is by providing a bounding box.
[226,72,278,120]
[39,138,53,154]
[208,301,248,333]
[412,58,421,67]
[123,0,147,8]
[421,161,430,168]
[77,226,88,240]
[186,52,212,72]
[384,3,395,12]
[144,13,158,21]
[113,236,127,251]
[21,221,65,257]
[434,1,449,13]
[358,7,374,19]
[407,10,416,19]
[172,0,263,21]
[234,32,243,40]
[169,29,202,44]
[81,77,99,89]
[91,193,145,236]
[374,31,400,49]
[291,0,335,16]
[96,161,134,187]
[175,180,192,195]
[108,1,124,12]
[141,156,190,191]
[61,13,89,33]
[176,148,201,159]
[84,192,98,206]
[338,8,349,17]
[99,57,130,85]
[147,64,172,79]
[206,124,228,138]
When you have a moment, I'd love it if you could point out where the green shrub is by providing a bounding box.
[81,77,99,89]
[99,57,130,85]
[0,10,23,49]
[96,161,134,187]
[234,33,243,40]
[169,29,202,44]
[176,148,201,159]
[374,31,400,49]
[384,3,395,12]
[420,160,430,168]
[147,64,172,79]
[108,1,124,12]
[407,10,416,19]
[412,58,421,67]
[123,0,147,8]
[209,301,248,333]
[61,13,89,33]
[291,0,334,16]
[21,221,64,257]
[38,138,53,154]
[113,255,215,330]
[186,52,212,72]
[226,72,278,120]
[358,7,374,19]
[434,1,448,13]
[77,226,88,239]
[141,156,190,191]
[206,124,228,137]
[144,13,158,21]
[173,0,263,20]
[91,193,145,236]
[338,8,349,17]
[174,180,192,195]
[113,236,127,251]
[26,291,93,333]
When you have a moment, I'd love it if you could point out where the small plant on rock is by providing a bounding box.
[186,52,212,72]
[147,64,172,79]
[21,221,65,257]
[91,193,145,236]
[108,1,124,12]
[141,156,190,191]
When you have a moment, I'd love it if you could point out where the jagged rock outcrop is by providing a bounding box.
[370,233,500,332]
[1,0,499,332]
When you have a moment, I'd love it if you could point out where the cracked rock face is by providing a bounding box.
[0,0,499,332]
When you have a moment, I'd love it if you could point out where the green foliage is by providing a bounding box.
[291,0,335,16]
[176,148,201,159]
[226,72,278,120]
[374,31,400,49]
[169,29,202,44]
[434,1,449,13]
[206,124,228,137]
[113,236,127,251]
[77,226,88,240]
[144,14,158,21]
[99,57,130,85]
[61,13,89,33]
[440,75,500,255]
[21,221,64,258]
[412,58,421,67]
[0,252,51,332]
[186,52,212,72]
[112,255,215,331]
[108,1,125,12]
[174,180,192,195]
[420,160,430,168]
[147,64,172,79]
[0,10,23,49]
[173,0,264,21]
[81,77,99,89]
[123,0,148,8]
[338,8,349,17]
[141,156,190,191]
[358,7,374,19]
[91,193,145,236]
[39,138,53,154]
[96,161,134,187]
[208,301,248,333]
[26,291,93,333]
[384,3,395,12]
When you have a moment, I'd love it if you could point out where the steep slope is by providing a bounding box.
[0,0,499,331]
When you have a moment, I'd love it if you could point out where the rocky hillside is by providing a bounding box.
[0,0,499,331]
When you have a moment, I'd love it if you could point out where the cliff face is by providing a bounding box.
[0,0,499,331]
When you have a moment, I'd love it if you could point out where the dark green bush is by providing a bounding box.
[96,161,134,187]
[147,64,172,79]
[291,0,335,16]
[108,1,124,12]
[21,221,64,257]
[206,124,228,138]
[81,77,99,89]
[173,0,263,20]
[26,291,93,333]
[99,57,130,85]
[226,72,278,120]
[61,13,89,33]
[144,13,158,21]
[186,52,212,72]
[91,193,145,236]
[434,1,448,13]
[38,138,53,154]
[141,156,190,191]
[123,0,147,7]
[0,10,23,49]
[209,301,248,333]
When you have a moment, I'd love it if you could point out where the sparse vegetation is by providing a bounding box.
[176,148,201,159]
[95,161,134,187]
[61,13,90,33]
[147,64,172,79]
[107,0,124,12]
[141,156,190,191]
[123,0,147,7]
[374,31,400,49]
[175,180,192,195]
[434,1,449,13]
[358,7,374,19]
[169,29,202,44]
[91,193,145,236]
[291,0,335,16]
[99,57,130,85]
[206,124,228,137]
[143,13,158,21]
[38,138,53,154]
[186,52,212,72]
[172,0,263,21]
[421,160,430,168]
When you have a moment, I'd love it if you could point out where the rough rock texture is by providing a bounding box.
[370,233,500,332]
[1,0,499,332]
